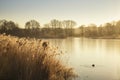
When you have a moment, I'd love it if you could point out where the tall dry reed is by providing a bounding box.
[0,34,77,80]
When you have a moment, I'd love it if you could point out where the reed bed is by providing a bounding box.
[0,34,77,80]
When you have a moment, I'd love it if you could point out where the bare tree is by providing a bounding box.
[0,19,18,31]
[50,19,62,29]
[25,20,40,30]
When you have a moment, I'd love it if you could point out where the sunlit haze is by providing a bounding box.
[0,0,120,28]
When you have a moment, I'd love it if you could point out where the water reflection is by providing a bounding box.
[46,38,120,80]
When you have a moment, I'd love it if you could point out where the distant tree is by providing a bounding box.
[115,20,120,34]
[62,20,76,29]
[98,25,104,36]
[79,25,86,36]
[25,20,40,29]
[87,24,98,36]
[50,19,62,29]
[24,20,40,37]
[42,23,51,35]
[69,20,76,29]
[0,19,19,32]
[103,23,115,35]
[62,20,76,36]
[0,19,7,31]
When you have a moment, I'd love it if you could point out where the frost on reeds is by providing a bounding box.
[0,34,77,80]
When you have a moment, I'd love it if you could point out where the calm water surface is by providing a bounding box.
[45,38,120,80]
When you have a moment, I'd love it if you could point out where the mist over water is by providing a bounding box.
[46,38,120,80]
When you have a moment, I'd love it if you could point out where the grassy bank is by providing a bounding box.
[0,34,77,80]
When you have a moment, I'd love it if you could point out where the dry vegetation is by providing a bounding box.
[0,34,77,80]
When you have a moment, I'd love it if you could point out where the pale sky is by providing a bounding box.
[0,0,120,28]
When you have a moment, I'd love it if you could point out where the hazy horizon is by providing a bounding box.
[0,0,120,28]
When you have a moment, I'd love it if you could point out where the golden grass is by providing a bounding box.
[0,34,77,80]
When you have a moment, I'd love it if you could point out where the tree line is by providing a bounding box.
[77,21,120,38]
[0,19,120,38]
[0,19,76,38]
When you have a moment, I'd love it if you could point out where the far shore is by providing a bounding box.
[40,36,120,39]
[89,35,120,39]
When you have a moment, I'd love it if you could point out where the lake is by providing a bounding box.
[45,37,120,80]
